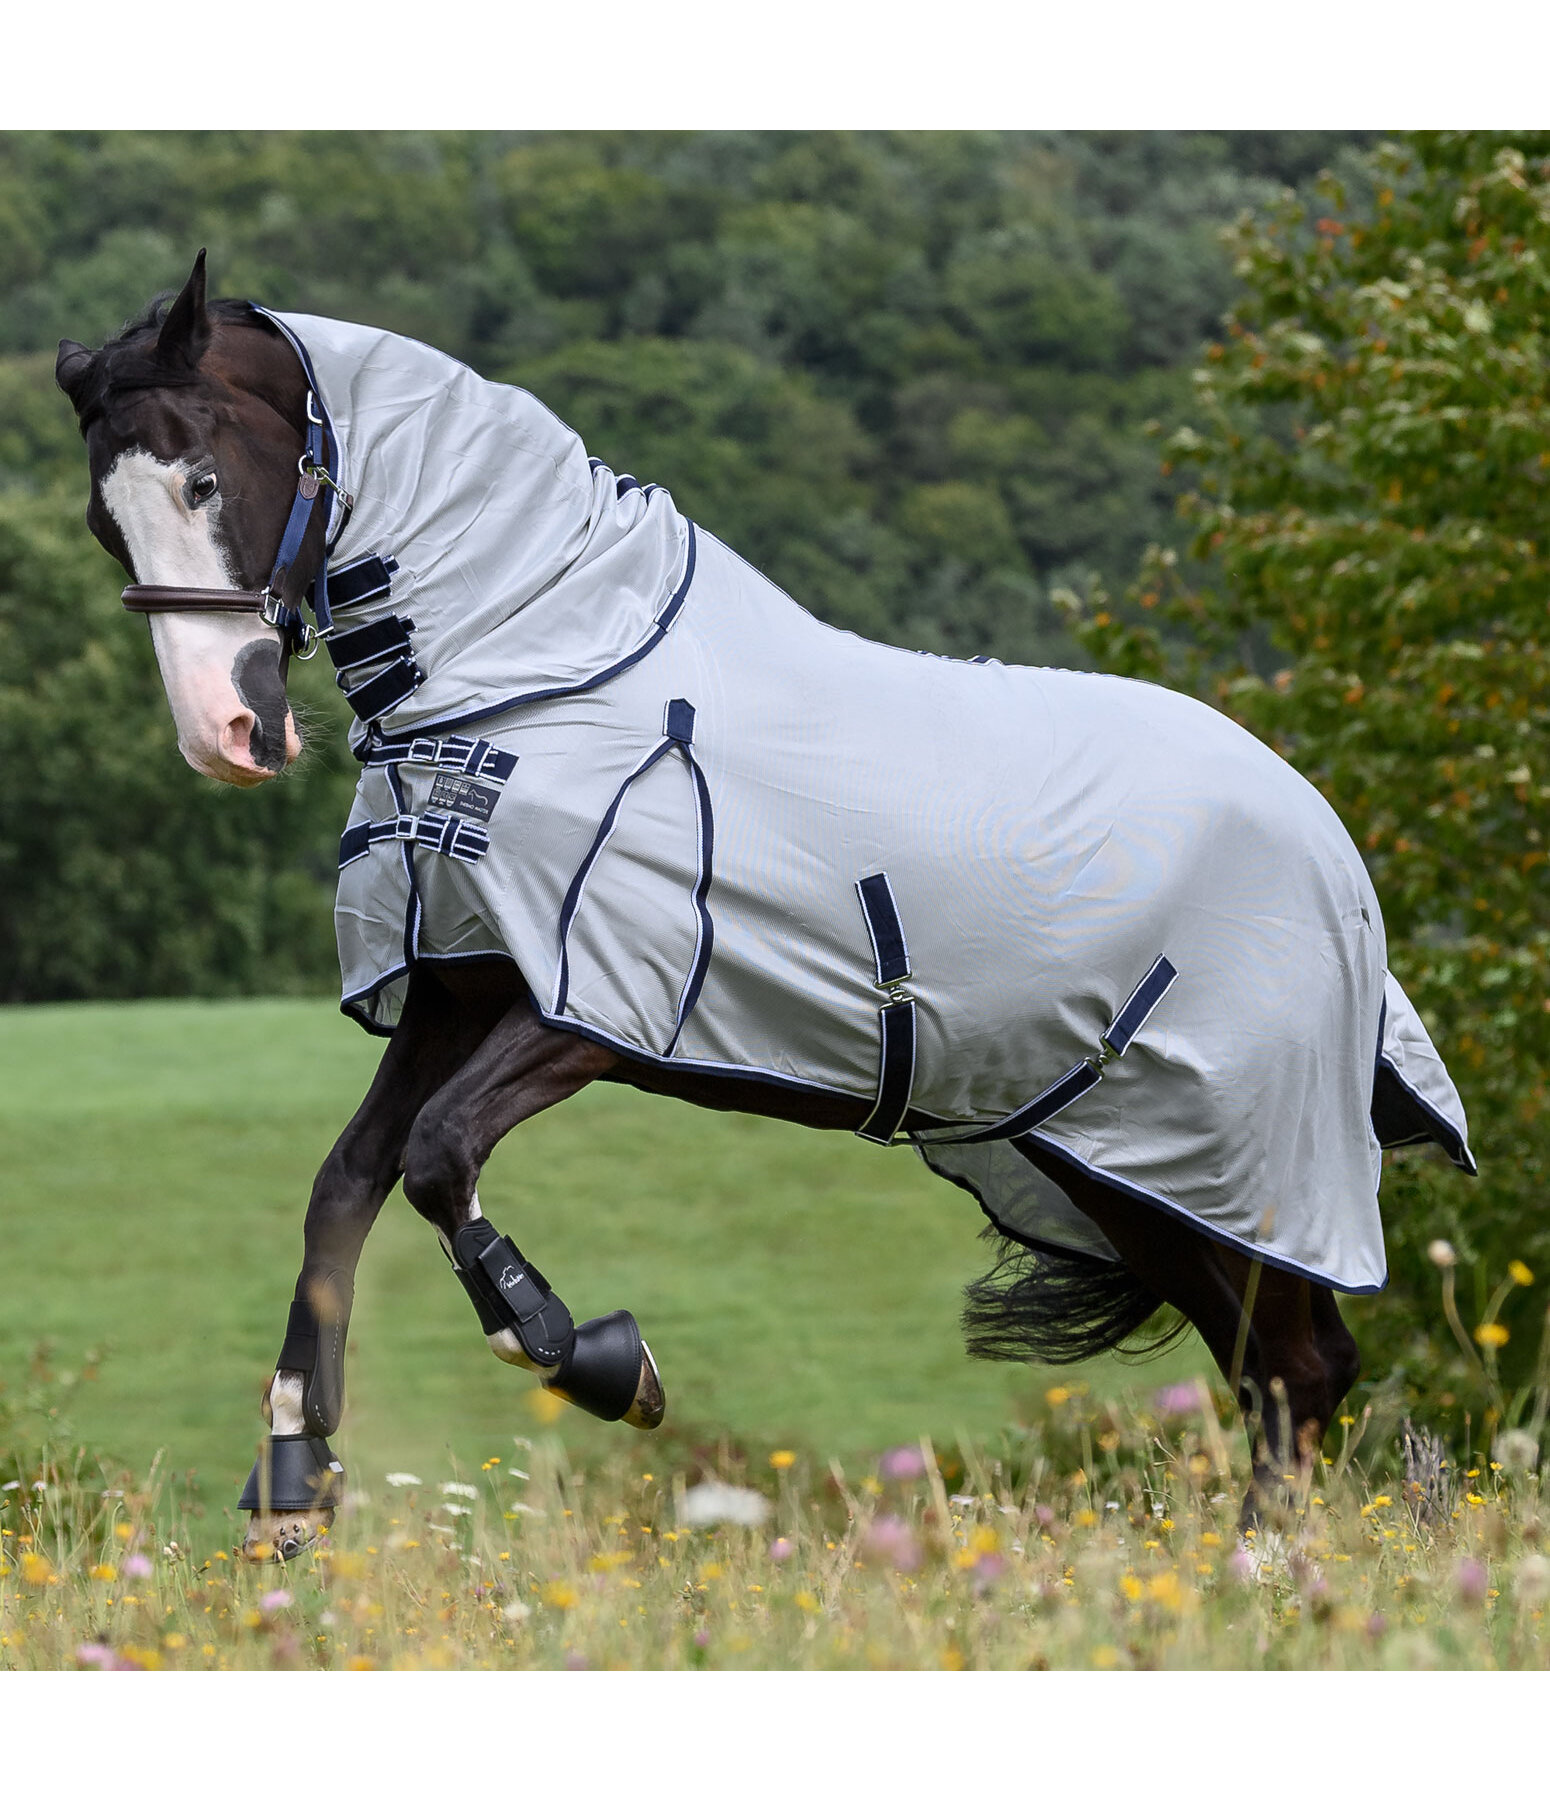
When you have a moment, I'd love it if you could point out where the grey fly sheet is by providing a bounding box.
[273,310,1473,1300]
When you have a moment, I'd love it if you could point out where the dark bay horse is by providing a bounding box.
[57,255,1471,1559]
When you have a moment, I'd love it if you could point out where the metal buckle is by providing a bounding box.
[393,814,419,842]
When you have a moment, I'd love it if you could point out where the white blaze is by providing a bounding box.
[100,449,299,784]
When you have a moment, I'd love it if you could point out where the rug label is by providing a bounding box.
[429,774,502,822]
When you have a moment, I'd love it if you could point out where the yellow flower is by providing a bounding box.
[794,1591,821,1613]
[1074,1508,1098,1528]
[528,1386,568,1425]
[90,1563,117,1582]
[114,1523,133,1542]
[1120,1574,1143,1602]
[20,1553,53,1585]
[164,1632,187,1650]
[1510,1260,1534,1287]
[1475,1322,1510,1349]
[1045,1386,1071,1407]
[970,1525,999,1554]
[541,1581,577,1610]
[1147,1572,1183,1609]
[769,1450,796,1470]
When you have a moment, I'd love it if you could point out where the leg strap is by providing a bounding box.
[275,1268,354,1436]
[450,1219,575,1372]
[239,1434,346,1513]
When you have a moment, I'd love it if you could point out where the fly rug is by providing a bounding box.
[58,255,1474,1559]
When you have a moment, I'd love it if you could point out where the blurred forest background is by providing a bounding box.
[2,130,1546,1414]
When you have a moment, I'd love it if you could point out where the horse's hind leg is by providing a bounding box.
[397,1001,665,1429]
[1026,1152,1358,1531]
[240,972,508,1562]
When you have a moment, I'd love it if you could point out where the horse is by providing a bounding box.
[56,253,1475,1561]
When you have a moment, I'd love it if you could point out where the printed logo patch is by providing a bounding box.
[429,773,503,822]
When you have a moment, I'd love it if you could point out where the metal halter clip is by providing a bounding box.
[260,590,318,660]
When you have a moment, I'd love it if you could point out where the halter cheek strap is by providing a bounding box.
[118,390,348,660]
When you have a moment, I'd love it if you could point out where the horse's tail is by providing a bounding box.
[960,1226,1188,1365]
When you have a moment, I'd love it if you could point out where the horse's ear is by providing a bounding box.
[155,248,210,371]
[55,339,96,409]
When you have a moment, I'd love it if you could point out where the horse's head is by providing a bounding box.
[56,252,322,785]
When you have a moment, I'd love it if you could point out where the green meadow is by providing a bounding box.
[0,997,1205,1517]
[10,999,1550,1676]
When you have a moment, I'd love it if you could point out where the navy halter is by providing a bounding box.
[119,313,350,662]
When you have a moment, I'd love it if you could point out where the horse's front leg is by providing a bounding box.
[398,1003,666,1429]
[239,973,509,1562]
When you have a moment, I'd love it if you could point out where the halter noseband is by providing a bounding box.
[119,391,349,662]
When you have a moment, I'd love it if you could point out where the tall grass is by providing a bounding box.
[5,1356,1547,1672]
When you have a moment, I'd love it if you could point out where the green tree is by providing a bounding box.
[0,489,356,1002]
[1065,133,1550,1422]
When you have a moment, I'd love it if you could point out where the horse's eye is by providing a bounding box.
[187,469,219,507]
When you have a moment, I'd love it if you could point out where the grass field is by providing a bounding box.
[0,997,1204,1508]
[6,998,1543,1673]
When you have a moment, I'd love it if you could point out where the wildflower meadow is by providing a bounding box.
[5,1345,1549,1674]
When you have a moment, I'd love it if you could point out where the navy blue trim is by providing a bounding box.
[1102,956,1177,1057]
[663,749,716,1056]
[914,1141,1124,1269]
[856,873,911,987]
[369,523,698,745]
[343,656,426,723]
[336,949,960,1121]
[1376,1052,1477,1173]
[553,738,676,1017]
[327,615,415,673]
[1017,1133,1388,1296]
[856,1000,918,1145]
[385,764,421,974]
[252,308,344,540]
[616,474,641,496]
[340,963,411,1038]
[553,699,716,1052]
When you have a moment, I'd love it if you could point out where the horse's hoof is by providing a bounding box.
[238,1507,332,1563]
[622,1338,666,1431]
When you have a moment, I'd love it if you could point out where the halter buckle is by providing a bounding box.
[260,590,317,660]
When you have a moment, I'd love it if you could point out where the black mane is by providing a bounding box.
[73,296,276,433]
